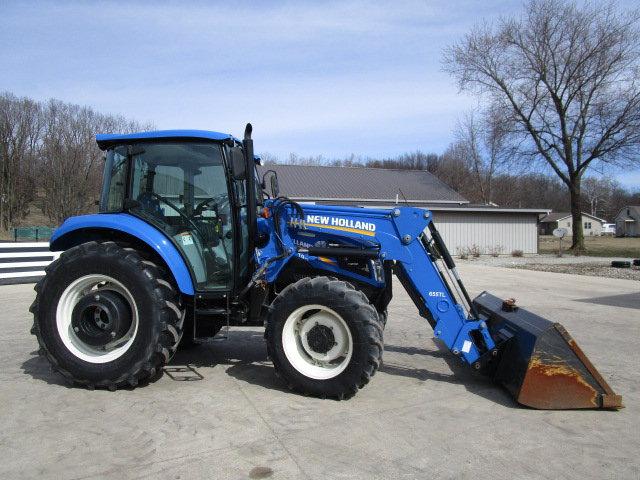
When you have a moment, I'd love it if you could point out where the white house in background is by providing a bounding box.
[614,206,640,237]
[539,212,607,236]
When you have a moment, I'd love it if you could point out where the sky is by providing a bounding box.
[1,0,638,189]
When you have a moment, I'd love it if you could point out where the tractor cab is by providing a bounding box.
[97,131,258,294]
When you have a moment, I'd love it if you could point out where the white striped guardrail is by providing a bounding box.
[0,242,61,285]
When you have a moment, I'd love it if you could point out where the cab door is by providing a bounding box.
[120,141,235,292]
[226,145,252,292]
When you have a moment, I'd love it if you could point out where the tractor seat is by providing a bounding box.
[136,192,164,219]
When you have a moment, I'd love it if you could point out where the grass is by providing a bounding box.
[539,235,640,258]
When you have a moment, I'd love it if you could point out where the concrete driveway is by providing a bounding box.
[1,264,638,479]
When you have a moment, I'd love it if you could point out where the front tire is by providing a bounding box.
[266,277,383,399]
[30,241,184,390]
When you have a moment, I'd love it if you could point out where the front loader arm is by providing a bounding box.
[390,238,497,365]
[258,202,496,366]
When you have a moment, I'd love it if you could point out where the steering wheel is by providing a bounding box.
[194,197,219,217]
[148,192,200,232]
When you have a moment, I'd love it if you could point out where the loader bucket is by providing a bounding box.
[473,292,623,410]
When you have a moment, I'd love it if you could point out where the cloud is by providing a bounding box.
[2,0,495,157]
[1,0,637,171]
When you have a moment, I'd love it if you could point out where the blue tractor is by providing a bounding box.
[31,125,622,409]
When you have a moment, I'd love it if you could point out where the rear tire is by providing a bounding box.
[30,241,185,390]
[266,276,383,399]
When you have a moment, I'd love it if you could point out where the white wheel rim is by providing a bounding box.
[282,304,353,380]
[56,274,139,364]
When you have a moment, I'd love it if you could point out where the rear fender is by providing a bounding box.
[49,213,195,295]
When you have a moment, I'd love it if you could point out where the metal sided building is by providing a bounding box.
[259,164,548,254]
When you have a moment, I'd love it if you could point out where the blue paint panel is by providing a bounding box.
[96,130,236,150]
[50,213,195,295]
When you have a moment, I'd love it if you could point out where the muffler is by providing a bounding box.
[473,292,623,410]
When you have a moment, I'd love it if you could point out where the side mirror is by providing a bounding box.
[230,146,246,180]
[270,174,280,198]
[261,170,280,198]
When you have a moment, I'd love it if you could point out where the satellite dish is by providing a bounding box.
[553,228,567,238]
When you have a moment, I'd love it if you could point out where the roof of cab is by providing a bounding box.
[95,129,235,150]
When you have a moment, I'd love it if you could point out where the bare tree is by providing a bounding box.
[39,100,151,224]
[444,0,640,253]
[264,150,443,171]
[431,142,478,198]
[285,152,328,166]
[492,172,570,211]
[581,176,618,218]
[0,92,155,232]
[258,152,279,165]
[453,109,510,204]
[608,183,640,220]
[0,93,43,231]
[39,101,102,223]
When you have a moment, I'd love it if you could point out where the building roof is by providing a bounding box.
[258,164,468,205]
[614,205,640,221]
[540,212,607,223]
[427,205,549,214]
[540,212,570,223]
[96,130,235,150]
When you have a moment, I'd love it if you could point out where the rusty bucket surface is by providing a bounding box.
[473,292,623,410]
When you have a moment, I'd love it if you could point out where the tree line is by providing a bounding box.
[1,87,637,235]
[0,92,150,231]
[263,148,639,223]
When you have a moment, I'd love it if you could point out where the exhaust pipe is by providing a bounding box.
[243,123,258,260]
[474,292,623,410]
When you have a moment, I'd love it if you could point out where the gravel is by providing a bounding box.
[508,262,640,280]
[455,254,640,281]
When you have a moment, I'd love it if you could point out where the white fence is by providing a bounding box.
[0,242,60,285]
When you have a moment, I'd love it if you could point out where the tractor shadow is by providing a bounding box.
[20,332,280,392]
[21,350,165,390]
[171,330,517,407]
[169,330,293,395]
[22,351,72,388]
[21,331,516,407]
[380,339,518,409]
